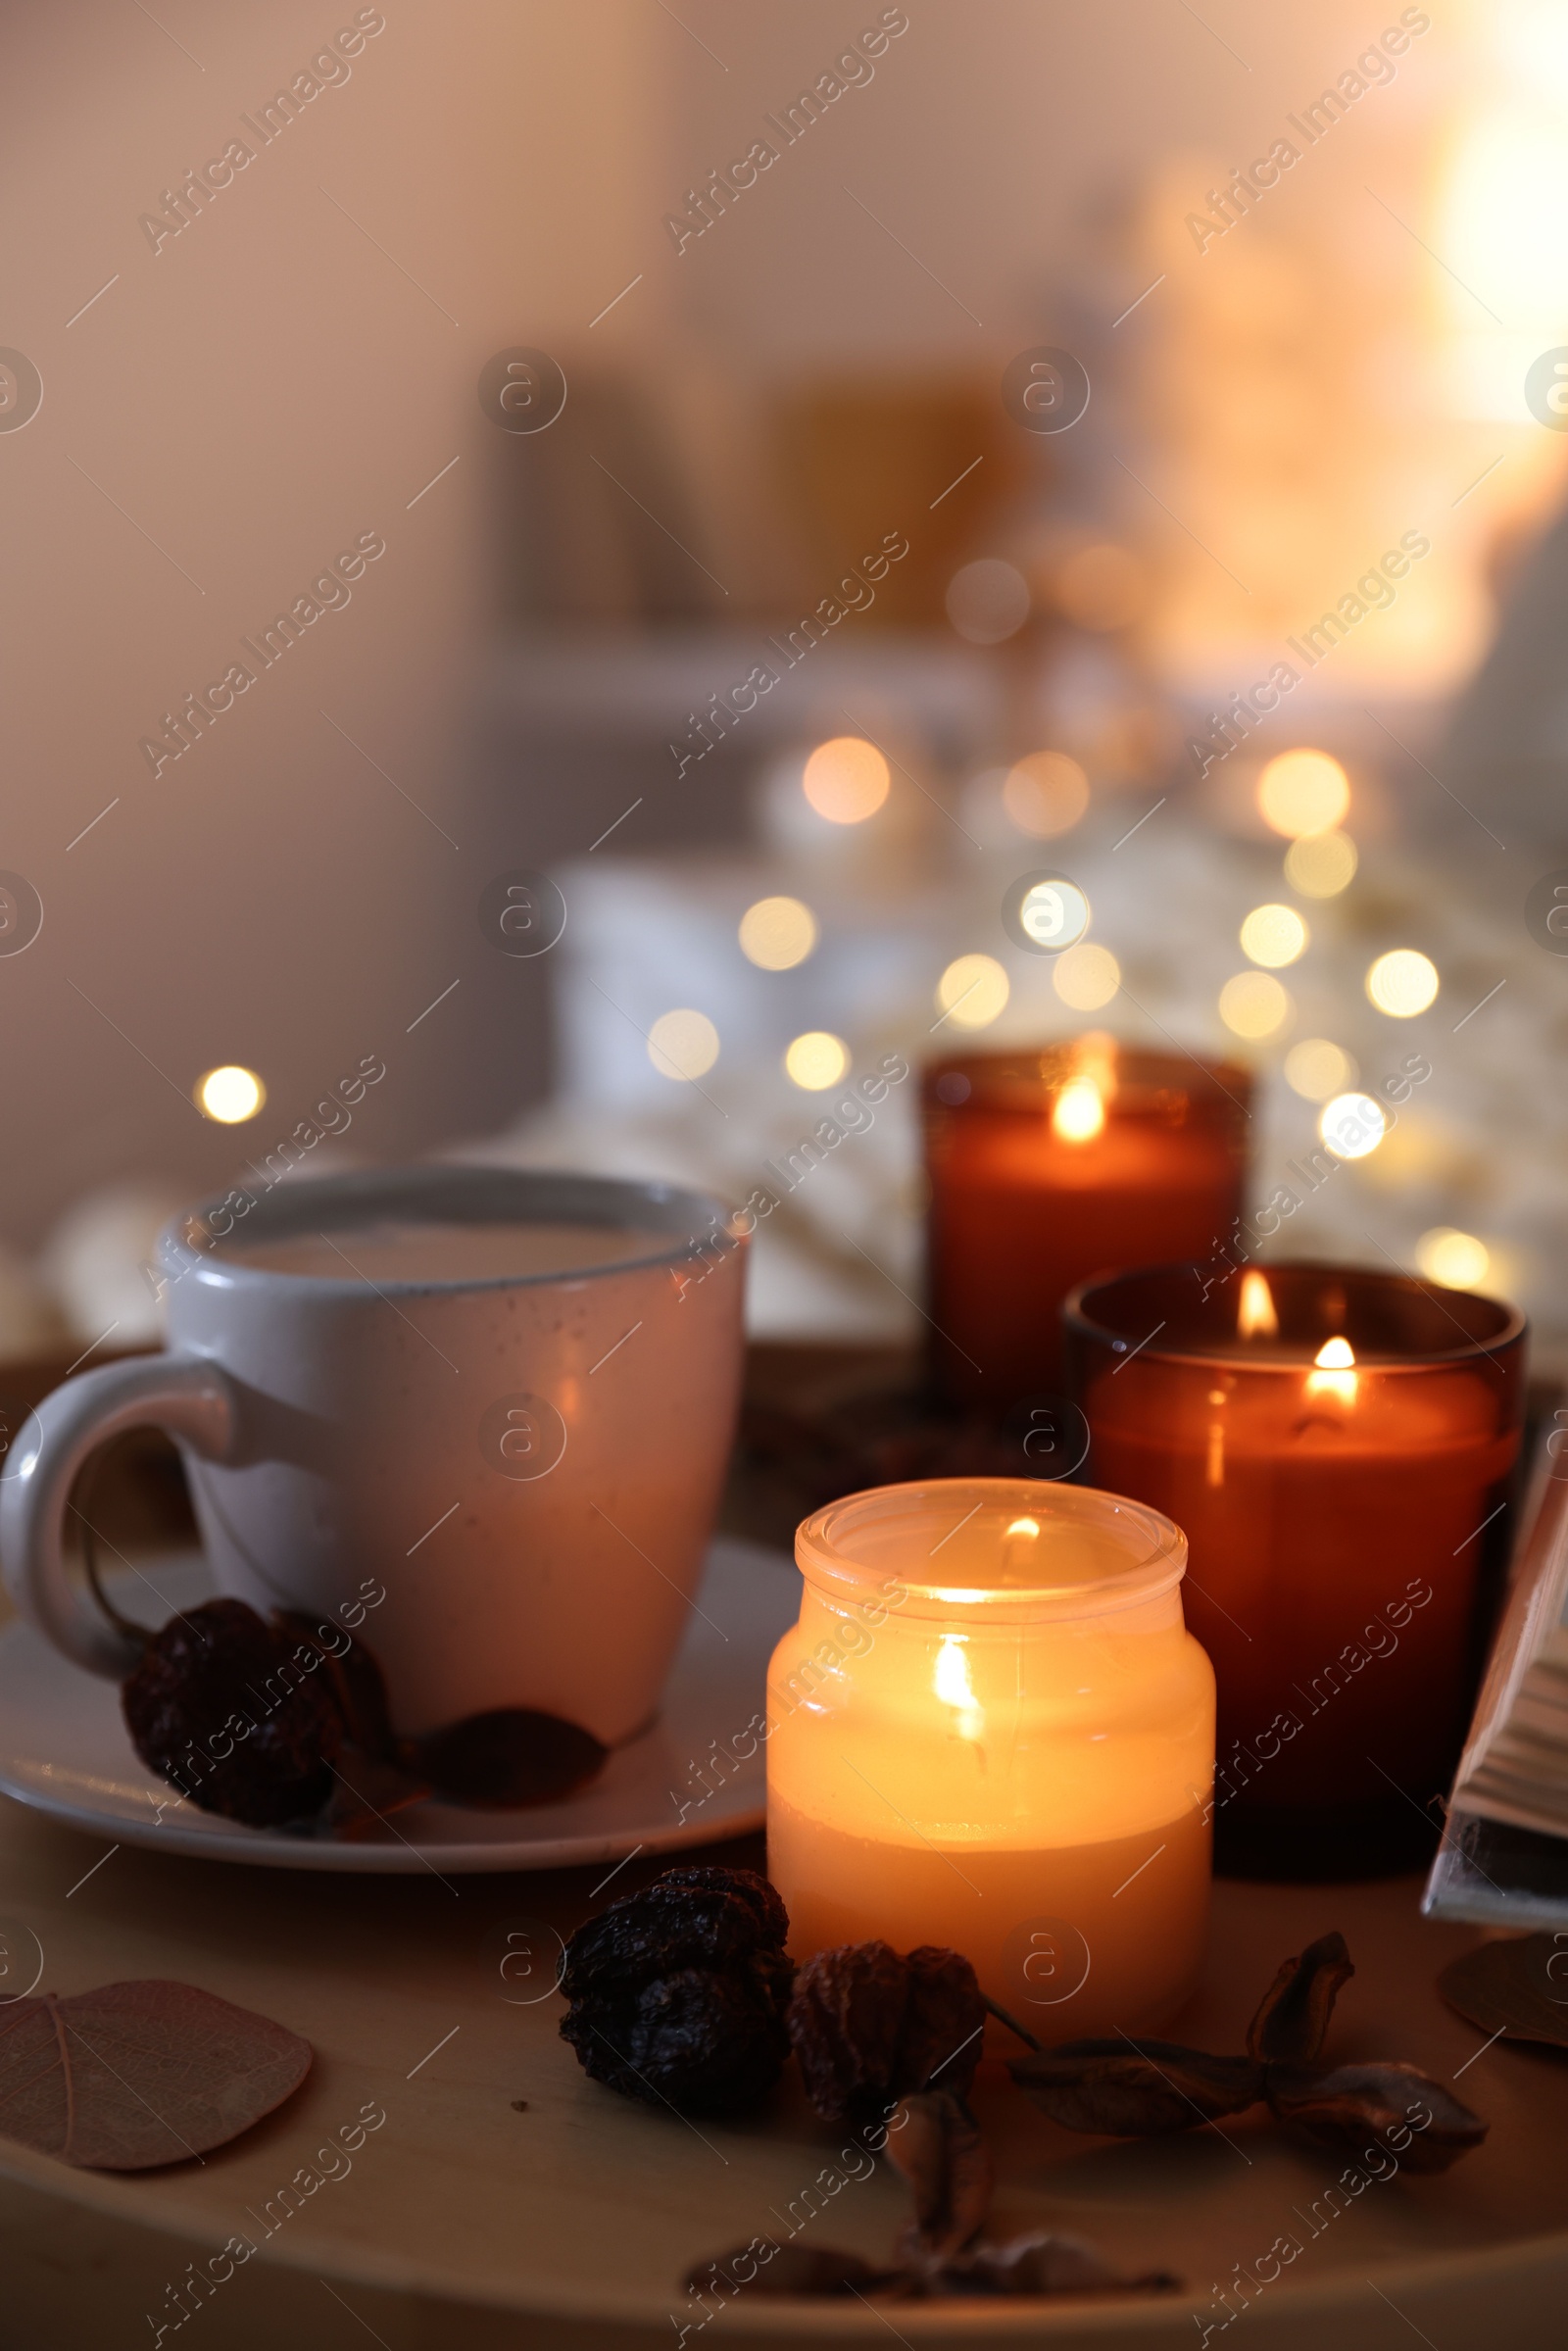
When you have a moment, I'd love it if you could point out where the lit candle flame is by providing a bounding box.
[1237,1269,1278,1339]
[934,1635,983,1739]
[1053,1077,1105,1144]
[1305,1334,1357,1403]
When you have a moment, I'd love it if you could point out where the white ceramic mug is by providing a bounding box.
[0,1167,747,1743]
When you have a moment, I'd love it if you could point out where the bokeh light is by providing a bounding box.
[1054,543,1144,632]
[1052,1076,1106,1142]
[784,1031,850,1090]
[936,954,1009,1029]
[1053,943,1120,1009]
[1319,1091,1387,1159]
[1218,971,1291,1038]
[1416,1227,1491,1289]
[1284,1038,1355,1102]
[1240,904,1308,968]
[1002,752,1090,838]
[195,1065,265,1123]
[1366,949,1439,1017]
[945,559,1031,644]
[1256,750,1351,840]
[802,737,890,824]
[1285,830,1358,898]
[1009,873,1091,952]
[739,896,817,970]
[647,1009,719,1081]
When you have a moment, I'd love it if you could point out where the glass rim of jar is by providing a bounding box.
[922,1044,1252,1119]
[795,1476,1189,1623]
[1063,1258,1527,1373]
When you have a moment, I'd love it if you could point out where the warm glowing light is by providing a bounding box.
[1054,542,1144,631]
[1238,1269,1278,1339]
[1256,751,1351,840]
[937,954,1009,1029]
[1366,950,1439,1017]
[1218,971,1290,1039]
[1306,1334,1358,1404]
[933,1635,982,1736]
[1416,1227,1491,1290]
[1285,831,1358,898]
[1002,752,1089,839]
[784,1030,850,1090]
[1053,944,1120,1010]
[1053,1076,1106,1144]
[739,896,817,970]
[1005,1516,1040,1539]
[1285,1039,1354,1102]
[647,1009,719,1081]
[1319,1092,1386,1160]
[1240,904,1307,968]
[195,1065,265,1123]
[803,737,890,824]
[945,558,1031,644]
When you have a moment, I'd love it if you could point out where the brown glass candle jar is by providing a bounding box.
[923,1041,1251,1410]
[1064,1261,1528,1880]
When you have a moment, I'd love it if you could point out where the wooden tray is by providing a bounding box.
[0,1791,1564,2350]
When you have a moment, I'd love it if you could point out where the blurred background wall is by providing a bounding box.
[3,0,1566,1351]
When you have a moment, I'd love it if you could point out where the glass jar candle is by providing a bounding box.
[1065,1262,1527,1879]
[765,1477,1214,2041]
[922,1038,1251,1409]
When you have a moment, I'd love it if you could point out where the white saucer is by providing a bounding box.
[0,1539,800,1873]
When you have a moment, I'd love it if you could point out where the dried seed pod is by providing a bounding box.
[413,1708,606,1807]
[788,1941,987,2126]
[1007,2041,1263,2137]
[1247,1931,1353,2063]
[1263,2061,1486,2173]
[559,1866,793,2116]
[122,1599,342,1828]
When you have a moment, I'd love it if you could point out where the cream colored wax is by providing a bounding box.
[765,1483,1214,2044]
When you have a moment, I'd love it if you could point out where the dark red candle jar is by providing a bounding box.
[923,1042,1251,1409]
[1064,1261,1528,1879]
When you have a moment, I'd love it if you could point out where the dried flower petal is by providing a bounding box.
[1008,2040,1263,2136]
[1247,1930,1354,2063]
[787,1941,986,2126]
[885,2090,994,2261]
[1263,2061,1486,2173]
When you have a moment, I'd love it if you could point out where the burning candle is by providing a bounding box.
[765,1478,1214,2039]
[923,1039,1251,1408]
[1065,1263,1527,1878]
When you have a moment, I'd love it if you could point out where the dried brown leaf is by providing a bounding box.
[898,1945,986,2103]
[683,2244,892,2299]
[948,2232,1179,2297]
[1439,1935,1568,2053]
[0,1980,311,2170]
[1264,2060,1486,2173]
[1007,2040,1262,2136]
[1247,1930,1353,2063]
[884,2088,993,2258]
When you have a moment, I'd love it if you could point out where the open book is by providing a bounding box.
[1424,1441,1568,1926]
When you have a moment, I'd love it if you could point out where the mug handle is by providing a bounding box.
[0,1354,236,1679]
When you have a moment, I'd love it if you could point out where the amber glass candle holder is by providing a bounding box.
[1064,1261,1527,1880]
[923,1040,1251,1409]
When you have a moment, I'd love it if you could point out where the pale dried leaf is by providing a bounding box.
[884,2089,993,2257]
[0,1980,312,2170]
